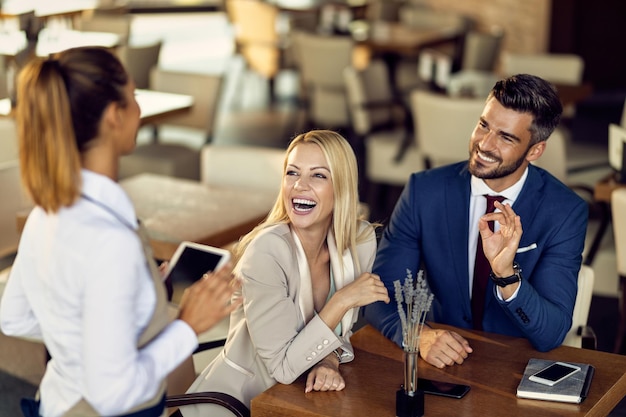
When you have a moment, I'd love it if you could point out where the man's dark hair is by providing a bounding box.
[488,74,562,144]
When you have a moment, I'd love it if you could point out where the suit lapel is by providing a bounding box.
[445,167,473,315]
[327,231,355,336]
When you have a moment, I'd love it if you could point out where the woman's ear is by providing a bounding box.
[101,102,121,131]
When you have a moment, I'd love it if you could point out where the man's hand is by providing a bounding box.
[419,327,473,368]
[480,201,523,277]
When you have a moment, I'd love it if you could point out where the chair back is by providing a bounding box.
[411,89,484,167]
[293,31,354,128]
[78,12,133,45]
[500,52,584,85]
[343,60,395,136]
[225,0,287,78]
[531,127,568,183]
[398,6,472,32]
[118,41,162,89]
[461,29,504,72]
[149,68,224,140]
[200,144,284,194]
[562,264,595,348]
[613,188,626,277]
[0,118,31,257]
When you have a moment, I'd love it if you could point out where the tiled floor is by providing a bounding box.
[1,9,625,416]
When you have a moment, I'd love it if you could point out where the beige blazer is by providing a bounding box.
[183,221,377,414]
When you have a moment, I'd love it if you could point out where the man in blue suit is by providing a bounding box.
[363,74,587,369]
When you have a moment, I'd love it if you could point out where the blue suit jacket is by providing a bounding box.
[363,162,588,352]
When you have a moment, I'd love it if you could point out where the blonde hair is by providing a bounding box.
[234,130,372,268]
[16,47,128,212]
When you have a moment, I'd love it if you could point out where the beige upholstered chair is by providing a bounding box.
[612,188,626,353]
[292,31,354,131]
[460,28,504,72]
[410,89,484,168]
[0,118,32,258]
[344,60,424,218]
[500,52,584,85]
[118,41,162,89]
[78,12,133,45]
[119,69,224,180]
[200,144,284,194]
[562,264,596,349]
[500,52,584,121]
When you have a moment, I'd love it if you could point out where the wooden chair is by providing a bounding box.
[225,0,294,105]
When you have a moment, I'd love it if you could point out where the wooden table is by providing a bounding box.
[363,22,463,57]
[15,173,273,261]
[251,324,626,417]
[0,89,193,127]
[135,89,194,126]
[120,174,276,260]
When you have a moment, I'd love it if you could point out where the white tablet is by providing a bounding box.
[165,241,231,286]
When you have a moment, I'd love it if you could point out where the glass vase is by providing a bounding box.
[396,350,424,417]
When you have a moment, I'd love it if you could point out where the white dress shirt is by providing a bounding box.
[468,168,528,301]
[0,170,197,417]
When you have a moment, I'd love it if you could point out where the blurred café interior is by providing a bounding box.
[1,0,626,414]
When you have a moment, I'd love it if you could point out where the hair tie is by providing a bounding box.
[45,58,61,72]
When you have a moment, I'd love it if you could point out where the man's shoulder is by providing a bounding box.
[528,165,586,206]
[410,161,469,183]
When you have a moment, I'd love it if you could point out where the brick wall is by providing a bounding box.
[416,0,552,54]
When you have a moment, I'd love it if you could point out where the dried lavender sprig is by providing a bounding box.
[394,269,433,352]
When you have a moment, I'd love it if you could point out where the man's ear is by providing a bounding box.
[526,141,546,162]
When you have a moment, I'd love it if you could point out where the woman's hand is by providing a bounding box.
[305,355,345,393]
[177,262,242,335]
[338,272,390,309]
[319,272,389,331]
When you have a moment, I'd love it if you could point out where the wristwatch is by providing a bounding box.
[490,262,522,287]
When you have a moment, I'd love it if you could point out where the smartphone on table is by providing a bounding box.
[528,361,581,386]
[418,378,470,399]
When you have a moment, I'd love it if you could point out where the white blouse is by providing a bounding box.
[0,170,197,417]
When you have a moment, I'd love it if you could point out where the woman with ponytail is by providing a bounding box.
[0,47,241,417]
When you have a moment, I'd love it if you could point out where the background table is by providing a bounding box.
[120,174,276,260]
[251,324,626,417]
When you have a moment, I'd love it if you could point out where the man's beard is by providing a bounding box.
[468,145,529,180]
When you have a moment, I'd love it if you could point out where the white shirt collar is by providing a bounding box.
[470,166,529,203]
[80,169,138,229]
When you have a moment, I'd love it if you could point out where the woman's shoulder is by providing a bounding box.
[245,223,294,255]
[356,219,377,242]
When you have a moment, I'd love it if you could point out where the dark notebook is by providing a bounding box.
[516,358,595,403]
